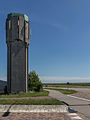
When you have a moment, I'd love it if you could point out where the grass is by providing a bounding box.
[0,90,63,105]
[0,90,49,98]
[43,83,90,88]
[46,88,77,94]
[0,91,4,94]
[0,98,63,105]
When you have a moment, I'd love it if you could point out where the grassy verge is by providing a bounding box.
[0,90,49,98]
[0,92,4,94]
[0,98,63,105]
[46,88,77,94]
[43,83,90,88]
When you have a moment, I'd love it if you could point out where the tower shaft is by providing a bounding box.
[6,13,30,93]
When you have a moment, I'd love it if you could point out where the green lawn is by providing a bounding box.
[0,90,49,98]
[43,83,90,88]
[0,98,63,105]
[46,88,77,94]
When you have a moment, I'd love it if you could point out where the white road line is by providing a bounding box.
[67,113,83,120]
[67,95,90,102]
[71,116,82,119]
[68,113,77,116]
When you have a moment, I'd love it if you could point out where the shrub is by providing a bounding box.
[4,86,8,94]
[28,71,43,92]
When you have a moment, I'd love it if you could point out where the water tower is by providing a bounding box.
[6,13,30,93]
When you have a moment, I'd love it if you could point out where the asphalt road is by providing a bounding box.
[46,89,90,120]
[57,87,90,93]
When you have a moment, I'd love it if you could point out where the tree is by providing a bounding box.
[4,86,8,94]
[28,71,43,92]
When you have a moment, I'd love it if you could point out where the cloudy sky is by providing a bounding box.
[0,0,90,83]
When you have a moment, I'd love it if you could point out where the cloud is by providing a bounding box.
[49,23,68,31]
[31,14,67,31]
[40,76,90,83]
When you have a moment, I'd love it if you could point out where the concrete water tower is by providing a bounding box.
[6,13,30,93]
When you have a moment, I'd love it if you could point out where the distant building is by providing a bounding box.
[0,80,7,91]
[6,13,30,93]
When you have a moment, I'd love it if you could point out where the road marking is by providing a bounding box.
[67,113,83,120]
[71,116,82,119]
[68,113,77,116]
[67,95,90,102]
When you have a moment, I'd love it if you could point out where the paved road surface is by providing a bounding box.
[52,87,90,100]
[46,87,90,93]
[46,89,90,120]
[56,87,90,93]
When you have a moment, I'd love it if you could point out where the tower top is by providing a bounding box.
[7,13,29,22]
[6,13,30,44]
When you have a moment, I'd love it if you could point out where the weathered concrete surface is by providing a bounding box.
[0,105,68,113]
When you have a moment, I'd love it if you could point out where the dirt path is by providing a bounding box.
[0,96,51,100]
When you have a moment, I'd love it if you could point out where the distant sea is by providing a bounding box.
[40,77,90,83]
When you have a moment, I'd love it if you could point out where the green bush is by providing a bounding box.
[28,71,43,92]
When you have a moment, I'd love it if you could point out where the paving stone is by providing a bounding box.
[0,112,71,120]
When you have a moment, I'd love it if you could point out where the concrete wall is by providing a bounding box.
[6,15,30,93]
[11,41,26,93]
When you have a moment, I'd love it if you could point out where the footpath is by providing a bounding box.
[45,89,90,120]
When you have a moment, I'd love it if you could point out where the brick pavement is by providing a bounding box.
[0,112,71,120]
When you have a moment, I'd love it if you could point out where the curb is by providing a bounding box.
[0,105,68,113]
